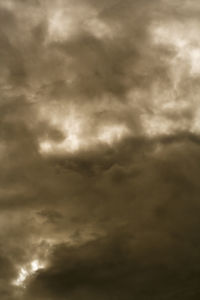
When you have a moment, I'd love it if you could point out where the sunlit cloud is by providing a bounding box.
[48,9,75,41]
[151,21,200,76]
[39,123,130,154]
[38,104,130,155]
[85,17,113,39]
[13,260,45,287]
[98,124,129,144]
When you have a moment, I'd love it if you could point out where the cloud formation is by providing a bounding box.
[1,0,200,299]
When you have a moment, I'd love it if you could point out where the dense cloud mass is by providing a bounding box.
[1,0,200,299]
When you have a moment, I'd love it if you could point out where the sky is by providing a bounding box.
[1,0,200,299]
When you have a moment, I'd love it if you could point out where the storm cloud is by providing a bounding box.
[1,0,200,299]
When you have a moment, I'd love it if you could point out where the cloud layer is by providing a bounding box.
[1,0,200,299]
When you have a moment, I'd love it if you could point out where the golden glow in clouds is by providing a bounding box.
[13,260,45,287]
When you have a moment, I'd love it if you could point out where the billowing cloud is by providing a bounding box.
[1,0,200,299]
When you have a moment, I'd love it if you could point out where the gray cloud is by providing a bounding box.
[1,0,200,299]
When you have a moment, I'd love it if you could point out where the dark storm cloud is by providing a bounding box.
[1,0,200,299]
[25,218,200,300]
[0,253,18,299]
[16,135,200,299]
[21,135,200,300]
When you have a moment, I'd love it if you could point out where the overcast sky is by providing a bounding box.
[1,0,200,299]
